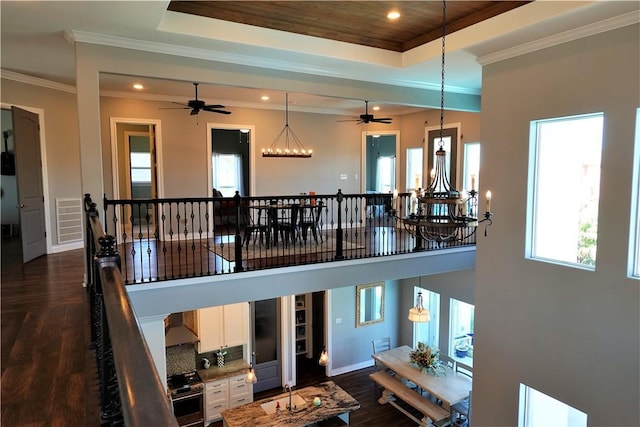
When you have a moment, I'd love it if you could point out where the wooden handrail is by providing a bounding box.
[86,197,178,427]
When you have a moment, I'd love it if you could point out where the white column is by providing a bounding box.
[138,314,168,388]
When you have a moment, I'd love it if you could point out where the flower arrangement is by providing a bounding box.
[409,342,447,376]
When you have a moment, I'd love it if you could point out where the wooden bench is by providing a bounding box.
[369,371,450,427]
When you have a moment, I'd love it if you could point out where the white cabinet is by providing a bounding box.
[204,374,253,423]
[196,303,248,353]
[228,374,252,408]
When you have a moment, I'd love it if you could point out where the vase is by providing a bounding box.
[217,353,225,367]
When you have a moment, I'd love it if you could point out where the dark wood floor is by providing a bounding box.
[1,237,99,426]
[1,236,425,427]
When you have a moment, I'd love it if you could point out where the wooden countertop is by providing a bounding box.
[197,359,250,382]
[221,381,360,427]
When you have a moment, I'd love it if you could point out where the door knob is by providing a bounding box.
[18,204,26,208]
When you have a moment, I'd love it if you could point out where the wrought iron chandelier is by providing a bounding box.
[400,0,493,244]
[262,93,312,158]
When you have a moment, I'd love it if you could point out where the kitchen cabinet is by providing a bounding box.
[295,294,312,357]
[197,303,248,353]
[204,374,253,423]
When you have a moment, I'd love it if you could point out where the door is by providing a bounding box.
[252,298,281,393]
[12,106,46,262]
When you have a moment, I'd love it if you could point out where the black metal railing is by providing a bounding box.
[97,189,477,285]
[85,195,178,426]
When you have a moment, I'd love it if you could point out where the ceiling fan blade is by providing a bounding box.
[202,105,230,114]
[372,117,393,123]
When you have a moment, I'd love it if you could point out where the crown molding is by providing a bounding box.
[478,11,639,66]
[65,30,476,95]
[0,69,76,94]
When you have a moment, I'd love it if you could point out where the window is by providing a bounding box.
[427,126,458,190]
[406,147,423,191]
[376,156,396,193]
[412,286,440,348]
[449,298,474,362]
[519,384,587,427]
[528,113,603,268]
[462,143,480,192]
[630,108,640,279]
[212,153,244,197]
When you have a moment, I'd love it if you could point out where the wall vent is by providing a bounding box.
[56,198,83,244]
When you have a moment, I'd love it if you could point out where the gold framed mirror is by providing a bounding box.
[356,282,385,327]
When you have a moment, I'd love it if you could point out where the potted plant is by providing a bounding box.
[455,342,470,358]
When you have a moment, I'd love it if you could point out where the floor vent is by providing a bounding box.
[56,198,83,244]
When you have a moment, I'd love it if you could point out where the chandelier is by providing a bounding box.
[399,0,492,244]
[262,93,312,158]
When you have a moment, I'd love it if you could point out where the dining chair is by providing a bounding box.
[450,389,472,426]
[241,205,268,246]
[371,337,392,372]
[276,203,299,247]
[298,201,323,244]
[439,353,456,370]
[455,361,473,378]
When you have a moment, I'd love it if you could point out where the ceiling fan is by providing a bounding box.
[338,100,392,124]
[164,82,231,115]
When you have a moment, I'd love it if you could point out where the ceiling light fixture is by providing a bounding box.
[408,285,430,323]
[132,83,144,90]
[387,11,400,20]
[398,0,493,243]
[262,93,312,158]
[245,352,257,384]
[319,347,329,366]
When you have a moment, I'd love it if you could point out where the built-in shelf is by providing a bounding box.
[295,294,312,357]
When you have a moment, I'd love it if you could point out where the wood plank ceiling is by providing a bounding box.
[168,1,530,52]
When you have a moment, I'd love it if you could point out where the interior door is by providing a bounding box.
[252,298,281,393]
[12,106,46,262]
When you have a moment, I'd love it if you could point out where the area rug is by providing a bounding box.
[206,236,364,262]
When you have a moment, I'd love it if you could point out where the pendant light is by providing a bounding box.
[318,347,329,366]
[245,352,257,384]
[408,277,430,323]
[262,93,312,158]
[408,291,430,323]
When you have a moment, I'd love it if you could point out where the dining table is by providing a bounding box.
[250,202,318,246]
[371,345,472,409]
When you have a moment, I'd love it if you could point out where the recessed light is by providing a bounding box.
[261,95,270,101]
[373,106,380,111]
[132,83,144,90]
[387,11,400,20]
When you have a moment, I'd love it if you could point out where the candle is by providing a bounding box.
[415,175,420,190]
[411,191,417,214]
[471,174,476,191]
[460,190,468,216]
[430,168,435,183]
[486,190,492,212]
[392,189,398,211]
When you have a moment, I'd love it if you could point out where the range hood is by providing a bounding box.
[165,313,199,347]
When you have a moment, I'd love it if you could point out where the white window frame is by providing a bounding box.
[406,147,423,192]
[462,142,480,193]
[526,113,604,269]
[412,286,440,349]
[518,384,587,427]
[449,298,474,363]
[629,108,640,279]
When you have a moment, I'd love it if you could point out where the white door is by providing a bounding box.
[12,106,46,262]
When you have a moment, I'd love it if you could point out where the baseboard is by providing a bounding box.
[329,359,374,376]
[50,240,84,253]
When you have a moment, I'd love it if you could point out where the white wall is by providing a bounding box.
[475,24,639,426]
